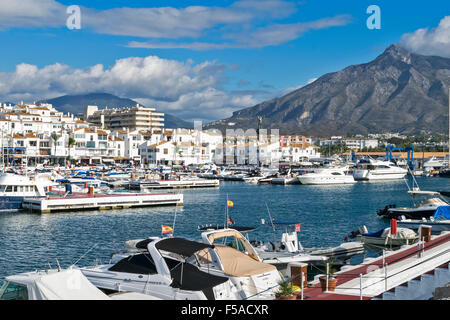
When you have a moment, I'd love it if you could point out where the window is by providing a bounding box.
[0,282,28,300]
[108,253,157,275]
[164,149,168,155]
[4,186,12,192]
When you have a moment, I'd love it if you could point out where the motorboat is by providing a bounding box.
[297,167,356,185]
[242,176,262,184]
[198,228,283,299]
[0,173,48,210]
[0,268,158,300]
[377,191,449,220]
[56,176,107,188]
[80,237,240,300]
[271,169,299,185]
[353,158,407,181]
[247,222,364,267]
[354,226,418,247]
[397,206,450,232]
[423,156,447,169]
[197,224,327,276]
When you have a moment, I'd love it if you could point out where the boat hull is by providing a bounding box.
[383,208,438,220]
[0,196,26,210]
[357,235,418,247]
[297,175,356,185]
[397,221,450,232]
[353,170,407,181]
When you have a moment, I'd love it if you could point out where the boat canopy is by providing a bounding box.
[4,269,109,300]
[212,244,277,277]
[155,237,214,257]
[363,227,417,240]
[433,206,450,220]
[205,229,261,261]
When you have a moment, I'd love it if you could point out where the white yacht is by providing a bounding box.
[240,223,364,270]
[113,232,283,300]
[80,237,241,300]
[423,156,447,169]
[297,167,356,185]
[352,158,407,181]
[0,173,48,210]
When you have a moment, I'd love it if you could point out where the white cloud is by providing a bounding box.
[401,16,450,57]
[0,0,296,39]
[128,15,353,49]
[0,56,260,121]
[0,1,351,50]
[0,0,66,29]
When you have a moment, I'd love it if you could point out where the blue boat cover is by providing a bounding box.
[363,229,384,238]
[433,206,450,220]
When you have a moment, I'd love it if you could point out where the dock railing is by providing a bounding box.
[301,237,449,300]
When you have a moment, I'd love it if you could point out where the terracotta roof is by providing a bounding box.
[25,133,37,138]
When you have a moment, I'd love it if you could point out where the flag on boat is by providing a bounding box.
[227,200,234,207]
[227,216,235,226]
[161,225,173,234]
[295,224,301,232]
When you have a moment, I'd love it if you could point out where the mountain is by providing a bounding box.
[206,44,450,136]
[38,93,193,129]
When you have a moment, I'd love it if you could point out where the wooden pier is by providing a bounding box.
[129,179,220,190]
[22,192,183,213]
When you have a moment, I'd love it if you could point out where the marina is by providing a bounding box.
[0,3,449,304]
[0,171,449,300]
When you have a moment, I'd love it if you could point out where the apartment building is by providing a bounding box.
[83,104,164,133]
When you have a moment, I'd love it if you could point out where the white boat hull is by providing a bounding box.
[297,175,356,185]
[353,170,407,181]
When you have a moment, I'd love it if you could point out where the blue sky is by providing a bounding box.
[0,0,448,121]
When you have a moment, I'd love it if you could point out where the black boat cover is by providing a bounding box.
[439,190,450,197]
[135,238,156,249]
[155,237,214,256]
[164,257,229,300]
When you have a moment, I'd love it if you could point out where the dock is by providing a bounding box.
[297,231,450,300]
[22,192,183,213]
[129,179,220,190]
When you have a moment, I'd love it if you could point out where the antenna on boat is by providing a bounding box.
[56,259,61,271]
[172,204,178,237]
[264,201,277,242]
[70,243,98,268]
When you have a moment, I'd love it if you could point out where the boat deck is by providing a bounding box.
[299,231,450,300]
[129,179,220,190]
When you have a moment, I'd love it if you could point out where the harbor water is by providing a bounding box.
[0,176,449,281]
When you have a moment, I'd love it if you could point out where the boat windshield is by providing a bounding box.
[0,281,28,300]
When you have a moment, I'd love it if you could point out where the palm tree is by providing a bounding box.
[51,133,60,165]
[67,136,76,165]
